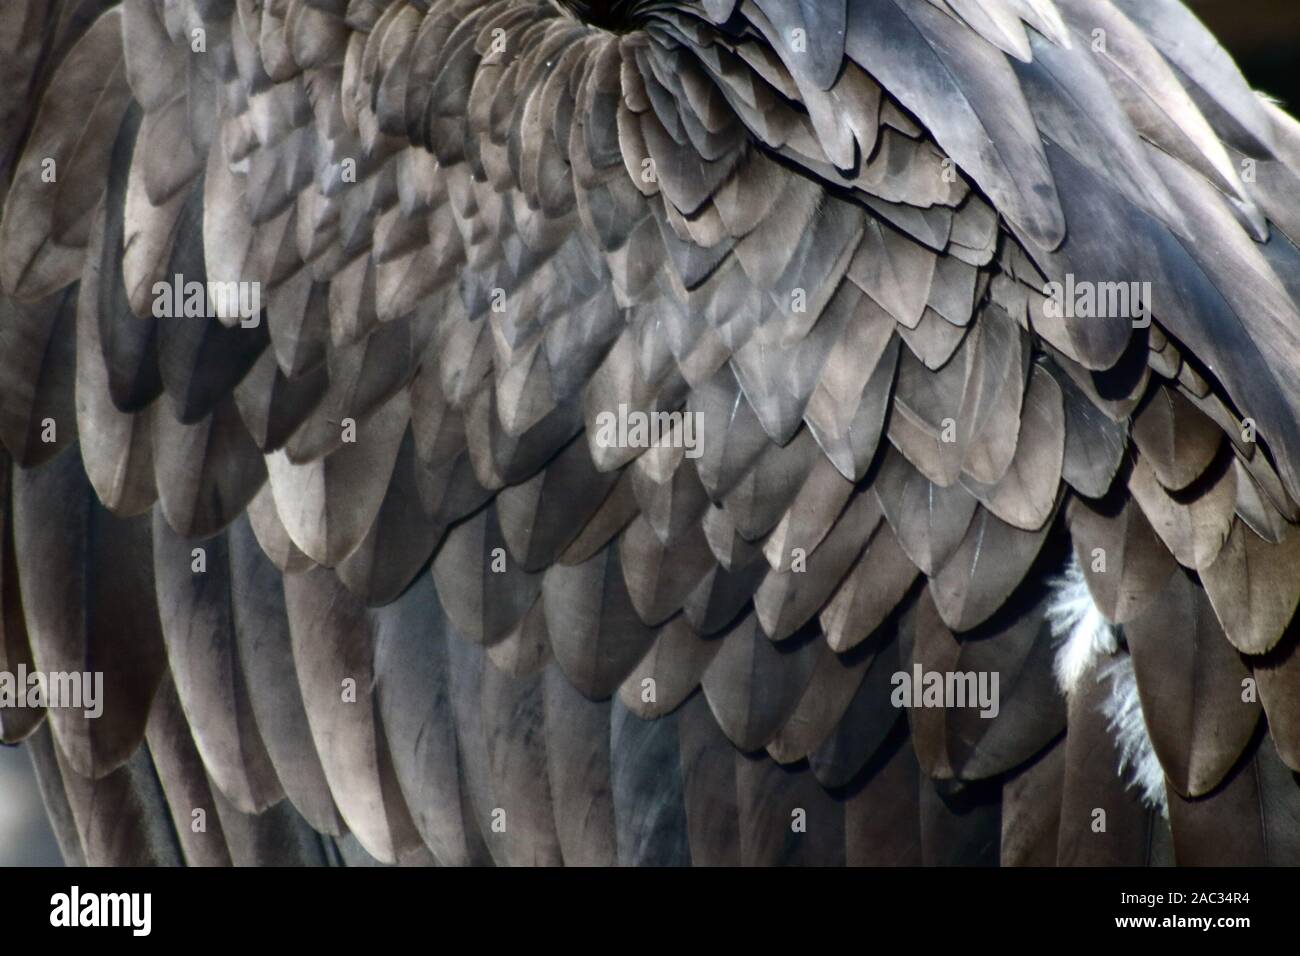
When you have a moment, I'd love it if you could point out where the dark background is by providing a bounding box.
[1192,0,1300,108]
[0,0,1296,869]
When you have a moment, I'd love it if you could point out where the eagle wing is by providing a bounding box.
[2,0,1300,866]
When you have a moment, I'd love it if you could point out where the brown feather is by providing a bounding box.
[1067,495,1177,624]
[1126,568,1260,797]
[961,363,1064,532]
[1202,518,1300,655]
[1130,384,1223,492]
[929,502,1056,632]
[13,444,165,777]
[1128,449,1236,570]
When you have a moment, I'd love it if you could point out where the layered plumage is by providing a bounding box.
[1,0,1299,866]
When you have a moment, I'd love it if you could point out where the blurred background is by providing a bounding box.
[0,0,1297,868]
[0,742,61,865]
